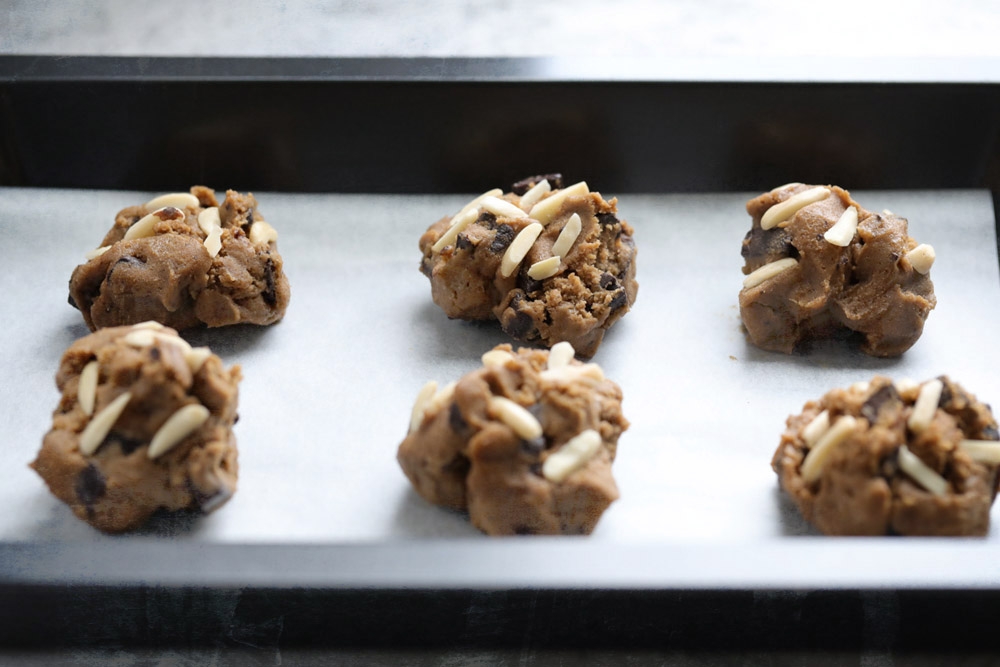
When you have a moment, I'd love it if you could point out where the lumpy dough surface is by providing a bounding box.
[69,186,290,331]
[419,175,638,358]
[740,184,935,357]
[397,343,629,535]
[31,323,241,532]
[773,376,1000,536]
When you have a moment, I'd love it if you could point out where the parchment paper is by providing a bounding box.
[1,187,997,544]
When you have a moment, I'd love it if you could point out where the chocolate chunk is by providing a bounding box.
[105,255,145,283]
[504,309,537,340]
[75,464,106,506]
[442,455,471,478]
[742,227,794,262]
[67,293,78,310]
[861,384,901,424]
[490,224,515,254]
[609,290,628,313]
[419,257,433,277]
[103,433,145,455]
[455,234,473,251]
[518,272,543,294]
[149,346,161,361]
[513,525,536,535]
[521,436,545,456]
[597,212,619,227]
[449,403,469,434]
[880,449,900,479]
[599,273,618,290]
[262,259,277,306]
[241,209,255,234]
[477,211,497,227]
[511,173,564,195]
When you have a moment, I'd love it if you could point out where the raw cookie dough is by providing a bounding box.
[30,322,241,532]
[69,186,290,331]
[740,183,936,356]
[773,376,1000,536]
[397,341,629,535]
[419,174,638,358]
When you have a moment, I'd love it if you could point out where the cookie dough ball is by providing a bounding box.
[397,342,629,535]
[773,376,1000,536]
[69,186,290,331]
[30,322,241,532]
[740,183,936,356]
[419,174,638,358]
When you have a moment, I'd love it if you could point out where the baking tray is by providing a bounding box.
[2,56,1000,651]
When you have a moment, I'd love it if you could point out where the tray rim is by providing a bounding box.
[2,54,1000,84]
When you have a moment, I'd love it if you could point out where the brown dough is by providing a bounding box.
[68,186,290,331]
[397,343,628,535]
[30,323,241,532]
[773,376,999,536]
[740,184,935,356]
[419,175,638,358]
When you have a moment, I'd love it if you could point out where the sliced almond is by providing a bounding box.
[78,361,99,417]
[527,256,561,280]
[250,220,279,246]
[123,206,183,241]
[409,381,438,433]
[85,246,111,261]
[959,439,1000,465]
[823,206,859,247]
[500,222,544,278]
[197,207,221,235]
[550,213,582,259]
[122,329,192,354]
[482,349,515,367]
[518,179,551,211]
[547,341,575,370]
[146,193,199,210]
[185,347,212,373]
[742,257,798,290]
[79,391,132,456]
[898,444,948,496]
[800,415,857,483]
[906,244,935,275]
[907,379,943,433]
[527,181,589,225]
[542,429,602,483]
[432,207,479,253]
[760,186,830,230]
[894,378,920,396]
[540,363,604,384]
[801,410,830,448]
[428,381,457,413]
[481,196,529,219]
[147,404,210,459]
[131,321,166,331]
[453,188,503,223]
[204,226,223,258]
[489,396,543,440]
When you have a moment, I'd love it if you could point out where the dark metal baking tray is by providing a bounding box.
[2,56,1000,652]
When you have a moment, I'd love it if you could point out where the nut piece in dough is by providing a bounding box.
[68,186,290,332]
[740,184,936,357]
[419,174,638,358]
[773,376,1000,536]
[30,324,242,532]
[397,343,629,535]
